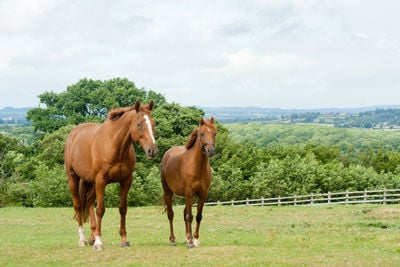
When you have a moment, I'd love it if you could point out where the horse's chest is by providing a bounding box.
[188,174,211,192]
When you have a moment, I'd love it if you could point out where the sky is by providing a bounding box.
[1,0,399,109]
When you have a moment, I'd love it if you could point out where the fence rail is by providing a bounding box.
[204,188,400,207]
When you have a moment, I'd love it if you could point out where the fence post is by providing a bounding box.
[294,195,297,206]
[345,190,349,204]
[278,196,281,206]
[328,192,331,204]
[231,200,234,206]
[311,193,314,205]
[364,189,367,203]
[246,198,249,206]
[383,188,387,204]
[261,197,264,206]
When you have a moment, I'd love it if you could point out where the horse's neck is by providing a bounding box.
[190,138,208,167]
[102,114,133,158]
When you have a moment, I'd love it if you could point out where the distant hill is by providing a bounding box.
[202,105,400,127]
[0,106,32,125]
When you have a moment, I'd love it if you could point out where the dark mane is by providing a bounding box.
[185,129,198,149]
[108,107,135,121]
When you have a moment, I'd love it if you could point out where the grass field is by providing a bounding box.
[1,204,400,266]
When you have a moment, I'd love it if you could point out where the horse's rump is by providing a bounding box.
[65,123,100,180]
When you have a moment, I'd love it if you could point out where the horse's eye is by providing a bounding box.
[137,123,142,127]
[200,132,204,137]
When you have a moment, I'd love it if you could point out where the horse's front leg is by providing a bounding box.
[119,176,133,247]
[193,196,206,247]
[184,193,194,248]
[88,205,96,246]
[93,178,106,251]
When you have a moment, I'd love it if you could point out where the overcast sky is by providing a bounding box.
[1,0,399,109]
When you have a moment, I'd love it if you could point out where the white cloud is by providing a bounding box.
[223,48,316,72]
[0,0,400,109]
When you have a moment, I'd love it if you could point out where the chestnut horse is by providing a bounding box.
[161,117,217,248]
[64,100,157,250]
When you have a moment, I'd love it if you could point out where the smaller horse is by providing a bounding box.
[64,100,157,250]
[161,117,217,248]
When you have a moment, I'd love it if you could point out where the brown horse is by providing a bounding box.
[64,100,157,250]
[161,117,217,248]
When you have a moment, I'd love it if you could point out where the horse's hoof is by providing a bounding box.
[78,240,87,247]
[170,242,176,246]
[187,243,195,249]
[88,238,95,246]
[120,241,130,248]
[193,239,201,247]
[93,244,103,251]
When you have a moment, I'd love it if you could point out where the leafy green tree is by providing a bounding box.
[27,78,167,133]
[36,125,74,168]
[30,163,70,207]
[151,103,204,161]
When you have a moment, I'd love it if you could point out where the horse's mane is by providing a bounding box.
[185,129,198,149]
[108,106,135,121]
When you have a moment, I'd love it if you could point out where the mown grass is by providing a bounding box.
[1,204,400,266]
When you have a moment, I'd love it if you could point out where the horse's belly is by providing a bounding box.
[107,164,133,182]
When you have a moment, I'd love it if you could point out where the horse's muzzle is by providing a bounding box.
[203,144,216,158]
[145,145,158,160]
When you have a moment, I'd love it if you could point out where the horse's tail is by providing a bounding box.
[160,164,173,214]
[160,166,167,213]
[76,179,96,223]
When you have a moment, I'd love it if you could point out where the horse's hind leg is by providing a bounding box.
[163,189,176,246]
[67,173,86,247]
[119,176,133,247]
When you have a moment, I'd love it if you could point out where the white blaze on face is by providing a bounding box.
[144,115,156,144]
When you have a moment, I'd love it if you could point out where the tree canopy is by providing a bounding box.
[27,78,168,133]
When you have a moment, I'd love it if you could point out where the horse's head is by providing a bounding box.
[131,100,158,160]
[198,117,217,158]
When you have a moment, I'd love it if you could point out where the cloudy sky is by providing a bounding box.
[1,0,399,109]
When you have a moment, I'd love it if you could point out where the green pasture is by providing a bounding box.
[1,204,400,266]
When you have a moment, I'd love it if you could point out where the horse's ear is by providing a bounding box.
[148,100,154,111]
[134,100,140,112]
[210,116,215,124]
[199,118,205,126]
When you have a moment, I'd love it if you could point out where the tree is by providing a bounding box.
[27,78,167,133]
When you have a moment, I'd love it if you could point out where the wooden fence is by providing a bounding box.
[204,188,400,207]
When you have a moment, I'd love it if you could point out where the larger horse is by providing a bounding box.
[161,117,217,248]
[64,100,157,250]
